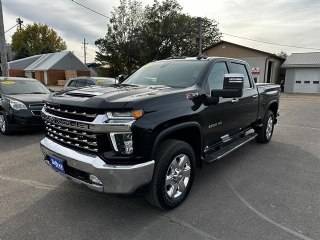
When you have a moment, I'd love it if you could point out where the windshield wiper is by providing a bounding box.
[28,92,47,94]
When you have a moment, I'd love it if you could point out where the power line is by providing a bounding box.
[68,1,320,52]
[70,0,109,19]
[222,32,320,51]
[4,23,18,33]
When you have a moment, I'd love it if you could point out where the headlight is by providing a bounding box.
[9,100,27,110]
[110,132,133,155]
[108,110,144,120]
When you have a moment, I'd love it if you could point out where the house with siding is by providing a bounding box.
[202,41,285,84]
[282,52,320,94]
[8,51,90,85]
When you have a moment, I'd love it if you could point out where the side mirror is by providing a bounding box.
[211,74,244,98]
[48,88,55,93]
[117,74,128,83]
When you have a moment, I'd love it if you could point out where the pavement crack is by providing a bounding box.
[156,212,219,240]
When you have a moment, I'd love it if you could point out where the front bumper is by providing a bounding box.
[40,137,155,194]
[8,110,43,129]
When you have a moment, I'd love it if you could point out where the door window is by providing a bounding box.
[207,62,229,91]
[230,63,252,89]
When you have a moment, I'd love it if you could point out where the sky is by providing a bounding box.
[2,0,320,63]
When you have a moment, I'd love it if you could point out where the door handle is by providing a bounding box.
[252,94,258,98]
[231,98,239,103]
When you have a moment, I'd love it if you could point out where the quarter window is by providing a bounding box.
[207,62,229,90]
[229,63,252,89]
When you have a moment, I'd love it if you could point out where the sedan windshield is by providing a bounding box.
[0,80,50,95]
[123,61,207,88]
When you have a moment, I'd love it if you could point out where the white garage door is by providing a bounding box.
[294,68,320,93]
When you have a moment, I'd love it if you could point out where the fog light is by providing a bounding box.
[89,174,102,185]
[110,132,133,155]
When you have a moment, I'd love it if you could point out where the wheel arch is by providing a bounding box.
[151,122,203,168]
[268,101,278,121]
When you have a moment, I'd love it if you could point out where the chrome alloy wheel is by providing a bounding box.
[165,154,191,199]
[0,115,5,132]
[266,116,274,140]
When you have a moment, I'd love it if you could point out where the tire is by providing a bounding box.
[147,139,196,209]
[0,111,11,135]
[256,110,275,143]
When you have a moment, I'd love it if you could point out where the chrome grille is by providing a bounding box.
[45,104,98,122]
[45,121,98,152]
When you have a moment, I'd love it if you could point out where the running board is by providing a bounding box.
[204,133,258,163]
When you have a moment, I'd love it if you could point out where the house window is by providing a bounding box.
[295,81,301,84]
[313,81,319,84]
[304,81,310,84]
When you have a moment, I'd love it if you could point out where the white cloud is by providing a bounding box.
[2,0,320,63]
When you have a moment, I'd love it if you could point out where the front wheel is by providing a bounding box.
[0,111,11,135]
[256,110,275,143]
[147,140,195,209]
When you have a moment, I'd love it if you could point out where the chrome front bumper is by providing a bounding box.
[40,137,155,194]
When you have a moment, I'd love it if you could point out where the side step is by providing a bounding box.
[204,133,257,163]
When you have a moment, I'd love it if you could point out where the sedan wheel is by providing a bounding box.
[0,114,6,133]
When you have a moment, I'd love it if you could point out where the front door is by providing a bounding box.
[202,61,242,148]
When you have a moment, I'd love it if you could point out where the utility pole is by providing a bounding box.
[0,0,8,77]
[197,17,202,56]
[82,38,88,64]
[16,17,23,30]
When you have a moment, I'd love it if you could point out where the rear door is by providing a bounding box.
[228,61,259,130]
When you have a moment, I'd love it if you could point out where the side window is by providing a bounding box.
[76,79,86,87]
[229,63,252,89]
[86,80,95,86]
[207,62,229,91]
[68,80,76,87]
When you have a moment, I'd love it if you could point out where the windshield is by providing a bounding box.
[123,61,207,88]
[0,80,50,95]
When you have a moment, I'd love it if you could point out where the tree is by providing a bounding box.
[11,23,67,60]
[95,0,221,76]
[277,51,288,59]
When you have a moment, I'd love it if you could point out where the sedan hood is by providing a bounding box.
[5,94,49,103]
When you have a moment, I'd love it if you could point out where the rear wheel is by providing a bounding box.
[0,111,11,135]
[147,139,195,209]
[256,110,274,143]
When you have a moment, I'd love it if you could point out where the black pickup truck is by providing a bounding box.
[40,57,280,209]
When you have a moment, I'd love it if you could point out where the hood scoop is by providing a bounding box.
[66,90,104,98]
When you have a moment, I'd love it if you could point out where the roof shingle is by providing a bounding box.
[282,52,320,68]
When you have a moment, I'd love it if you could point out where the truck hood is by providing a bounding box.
[48,84,186,110]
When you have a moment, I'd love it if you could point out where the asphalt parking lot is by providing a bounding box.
[0,95,319,240]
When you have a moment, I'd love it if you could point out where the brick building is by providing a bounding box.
[8,51,90,85]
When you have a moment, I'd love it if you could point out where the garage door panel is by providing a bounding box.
[294,68,320,93]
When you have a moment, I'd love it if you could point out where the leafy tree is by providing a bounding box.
[11,23,67,60]
[277,51,288,59]
[95,0,145,76]
[95,0,221,76]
